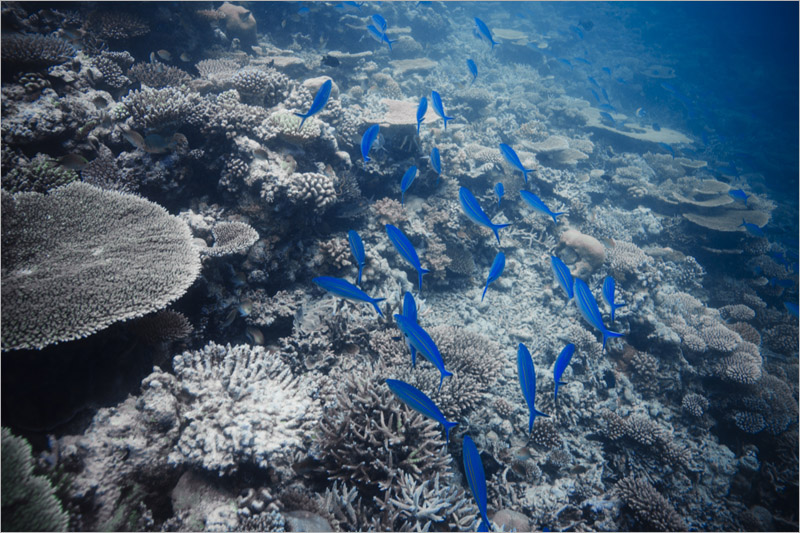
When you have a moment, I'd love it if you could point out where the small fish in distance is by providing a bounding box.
[467,58,478,85]
[474,17,499,48]
[482,252,505,302]
[416,96,427,135]
[518,343,549,433]
[312,276,385,316]
[602,276,626,321]
[520,190,565,225]
[430,90,454,130]
[400,165,418,205]
[430,147,441,184]
[458,186,511,245]
[348,230,365,285]
[393,314,452,392]
[574,278,623,352]
[728,189,749,206]
[402,291,418,367]
[494,182,504,204]
[499,143,534,183]
[739,219,765,238]
[385,379,457,442]
[386,224,430,292]
[553,343,575,401]
[294,79,332,130]
[463,435,492,532]
[550,256,574,299]
[361,124,380,167]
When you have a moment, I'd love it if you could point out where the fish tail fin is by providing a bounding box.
[443,420,458,443]
[739,219,747,227]
[401,192,405,206]
[418,268,430,292]
[293,113,308,131]
[371,297,386,317]
[443,115,454,130]
[528,408,549,433]
[357,266,363,286]
[555,381,567,401]
[523,168,534,183]
[491,39,499,49]
[438,369,454,393]
[552,211,566,225]
[491,223,512,245]
[410,346,417,368]
[416,123,421,135]
[478,519,490,532]
[481,283,489,302]
[601,329,624,353]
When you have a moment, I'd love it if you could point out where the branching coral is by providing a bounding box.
[118,86,195,131]
[1,153,78,193]
[1,34,75,68]
[202,221,260,257]
[615,476,686,532]
[81,144,135,192]
[164,342,320,475]
[1,428,69,531]
[231,67,290,107]
[129,62,191,89]
[1,183,200,350]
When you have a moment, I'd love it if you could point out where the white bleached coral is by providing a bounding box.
[165,342,320,475]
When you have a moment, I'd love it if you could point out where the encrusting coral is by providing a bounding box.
[1,182,201,350]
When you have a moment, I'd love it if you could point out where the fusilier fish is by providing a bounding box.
[294,79,332,130]
[458,187,511,245]
[313,276,385,316]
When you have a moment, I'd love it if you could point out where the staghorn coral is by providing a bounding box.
[1,428,69,531]
[129,61,192,89]
[90,51,134,89]
[615,476,686,532]
[377,326,504,419]
[88,10,150,39]
[719,304,756,322]
[1,34,75,69]
[81,144,135,192]
[314,367,452,496]
[117,86,195,131]
[1,183,200,350]
[202,221,260,257]
[232,67,291,107]
[164,342,320,475]
[129,310,192,346]
[1,153,78,193]
[700,323,741,352]
[681,393,709,417]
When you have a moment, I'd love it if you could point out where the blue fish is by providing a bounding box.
[520,190,565,225]
[339,1,363,11]
[347,230,365,285]
[652,122,661,131]
[553,343,575,401]
[430,147,441,184]
[558,58,573,70]
[599,111,616,126]
[590,88,601,103]
[294,79,332,130]
[386,379,458,442]
[615,77,627,84]
[569,25,584,39]
[658,142,675,158]
[518,343,549,433]
[499,143,534,183]
[366,24,395,49]
[601,87,609,102]
[393,314,452,392]
[474,17,499,48]
[587,76,600,88]
[463,435,491,532]
[601,66,611,76]
[574,279,623,352]
[430,90,454,130]
[784,301,799,317]
[458,186,511,245]
[386,224,430,292]
[482,252,505,302]
[739,219,765,238]
[598,103,616,113]
[769,278,794,289]
[372,13,387,32]
[601,276,625,321]
[573,56,591,65]
[313,276,385,316]
[416,96,428,135]
[550,256,574,299]
[728,189,749,206]
[400,165,418,205]
[297,6,310,15]
[466,58,478,84]
[494,182,504,204]
[402,291,418,367]
[361,124,380,166]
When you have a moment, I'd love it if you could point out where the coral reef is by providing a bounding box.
[1,183,200,350]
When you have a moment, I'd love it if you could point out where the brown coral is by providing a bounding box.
[615,476,686,532]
